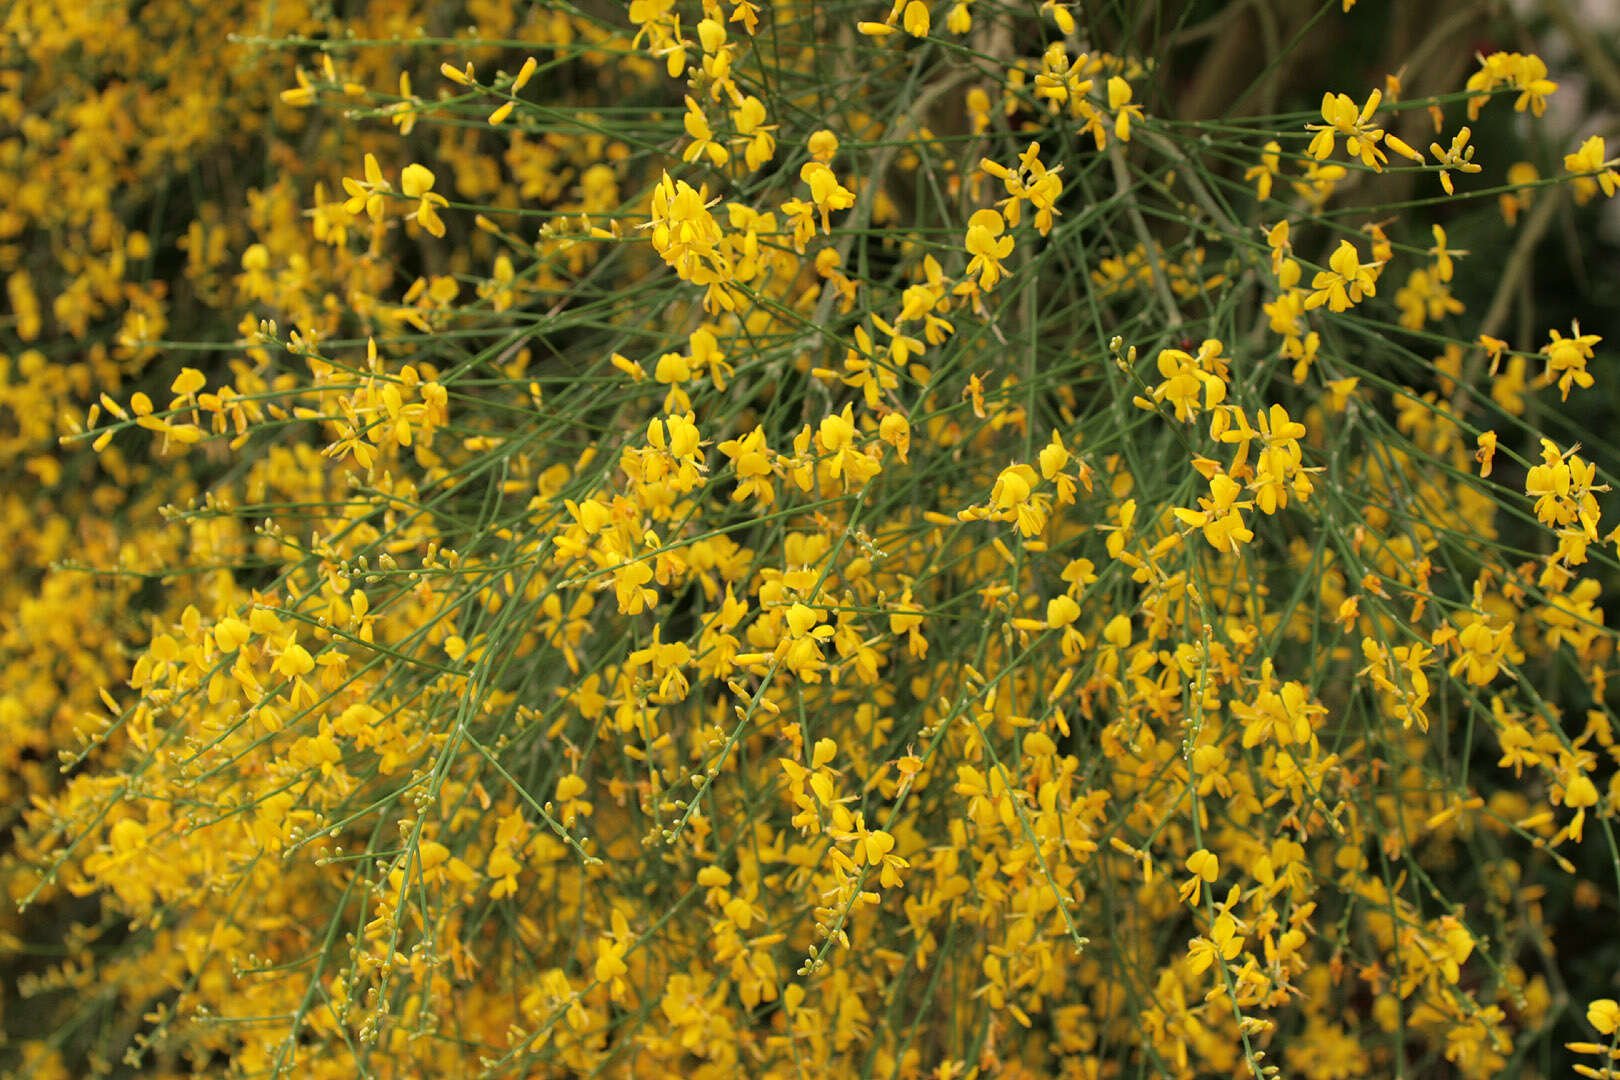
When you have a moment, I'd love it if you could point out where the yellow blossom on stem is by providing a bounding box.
[1306,89,1387,169]
[1430,126,1481,195]
[341,152,389,222]
[1590,999,1620,1036]
[799,162,855,233]
[400,163,449,237]
[1107,77,1143,143]
[1542,323,1601,401]
[1186,912,1245,975]
[1245,141,1281,200]
[1466,51,1557,120]
[1305,239,1379,312]
[964,209,1014,291]
[1565,135,1620,203]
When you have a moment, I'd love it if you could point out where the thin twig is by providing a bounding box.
[1109,140,1184,328]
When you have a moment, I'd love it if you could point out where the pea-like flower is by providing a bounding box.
[400,163,448,237]
[964,209,1014,291]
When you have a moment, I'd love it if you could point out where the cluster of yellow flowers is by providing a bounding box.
[6,1,1620,1079]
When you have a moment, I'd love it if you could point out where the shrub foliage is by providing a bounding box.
[4,1,1620,1078]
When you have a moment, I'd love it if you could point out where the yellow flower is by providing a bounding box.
[1476,430,1497,477]
[1107,76,1144,143]
[1305,239,1378,312]
[649,172,731,285]
[341,152,389,222]
[799,161,855,233]
[682,96,729,166]
[1306,89,1387,169]
[1429,126,1481,195]
[1542,322,1601,401]
[1178,848,1219,903]
[1565,135,1620,203]
[1466,51,1557,119]
[1589,999,1620,1035]
[902,0,929,36]
[1245,141,1281,201]
[400,163,449,237]
[1186,912,1244,974]
[594,910,632,998]
[963,208,1014,291]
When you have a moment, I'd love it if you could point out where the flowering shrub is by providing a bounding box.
[5,1,1620,1078]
